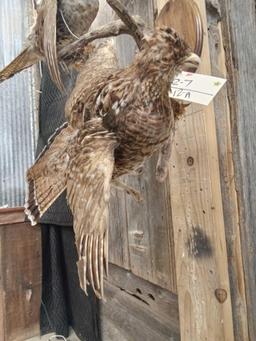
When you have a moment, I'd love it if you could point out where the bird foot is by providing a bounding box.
[156,165,168,183]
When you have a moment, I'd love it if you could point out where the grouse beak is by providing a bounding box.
[182,53,201,71]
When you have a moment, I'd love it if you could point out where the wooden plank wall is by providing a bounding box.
[218,0,256,340]
[156,0,235,340]
[206,1,249,339]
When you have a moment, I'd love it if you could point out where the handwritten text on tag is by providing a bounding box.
[169,72,227,106]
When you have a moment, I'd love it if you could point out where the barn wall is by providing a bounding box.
[157,0,237,339]
[0,0,38,208]
[206,2,249,339]
[219,0,256,339]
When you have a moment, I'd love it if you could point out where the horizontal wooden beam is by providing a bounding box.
[103,264,180,340]
[0,207,25,226]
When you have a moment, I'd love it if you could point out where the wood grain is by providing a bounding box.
[207,5,249,340]
[106,263,179,321]
[102,264,180,341]
[0,217,41,341]
[156,0,234,340]
[219,0,256,339]
[0,207,25,225]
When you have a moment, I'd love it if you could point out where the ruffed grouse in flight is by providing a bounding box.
[0,0,99,89]
[25,26,200,298]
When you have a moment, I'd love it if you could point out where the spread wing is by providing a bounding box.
[67,118,117,298]
[43,0,63,90]
[25,123,78,225]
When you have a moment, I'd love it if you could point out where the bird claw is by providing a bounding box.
[156,165,168,183]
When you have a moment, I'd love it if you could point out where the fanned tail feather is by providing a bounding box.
[25,123,77,225]
[0,48,40,84]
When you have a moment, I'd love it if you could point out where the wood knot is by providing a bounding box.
[215,288,227,303]
[187,156,194,166]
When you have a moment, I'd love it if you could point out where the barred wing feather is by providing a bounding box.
[66,118,117,298]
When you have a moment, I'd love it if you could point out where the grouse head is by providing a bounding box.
[137,26,200,79]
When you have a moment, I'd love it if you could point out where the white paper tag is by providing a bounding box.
[169,72,227,105]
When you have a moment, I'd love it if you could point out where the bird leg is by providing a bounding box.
[32,0,38,11]
[112,180,143,202]
[106,0,146,48]
[156,129,176,183]
[171,99,191,119]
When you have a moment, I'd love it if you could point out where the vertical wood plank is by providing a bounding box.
[207,5,249,340]
[156,0,234,339]
[219,0,256,339]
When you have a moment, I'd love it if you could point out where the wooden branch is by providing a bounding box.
[59,16,146,62]
[106,0,145,48]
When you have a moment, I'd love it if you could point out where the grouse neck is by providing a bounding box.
[135,55,179,92]
[138,65,178,101]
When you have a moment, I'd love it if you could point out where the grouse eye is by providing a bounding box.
[174,38,182,48]
[165,27,174,35]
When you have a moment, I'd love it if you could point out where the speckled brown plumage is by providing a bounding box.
[25,27,200,298]
[0,0,99,88]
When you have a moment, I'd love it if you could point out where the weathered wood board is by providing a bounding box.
[156,0,235,340]
[0,209,41,341]
[206,2,249,339]
[102,264,180,341]
[218,0,256,339]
